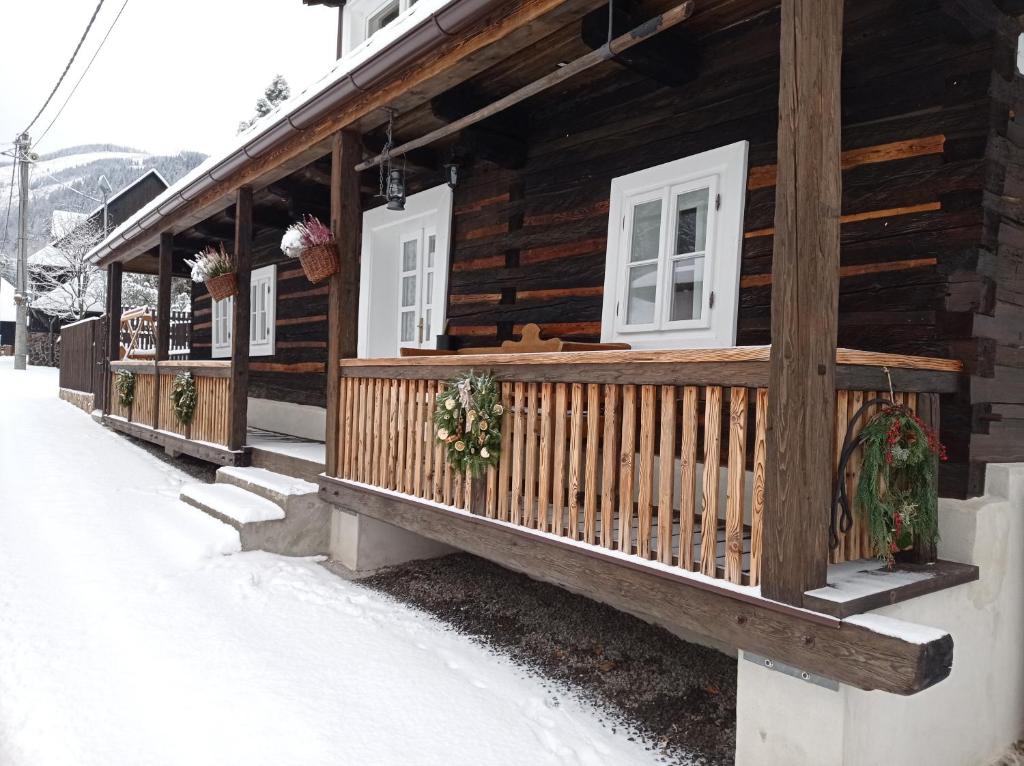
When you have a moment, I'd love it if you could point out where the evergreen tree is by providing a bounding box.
[238,75,292,133]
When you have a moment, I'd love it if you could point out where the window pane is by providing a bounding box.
[368,1,399,34]
[425,309,432,339]
[670,257,704,322]
[400,311,415,342]
[401,276,416,308]
[626,263,657,325]
[402,239,417,272]
[629,200,662,263]
[425,271,434,304]
[427,234,436,267]
[674,188,709,255]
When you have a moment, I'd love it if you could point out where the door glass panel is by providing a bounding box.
[626,263,657,325]
[425,309,432,339]
[425,271,434,303]
[427,234,436,268]
[400,311,415,342]
[402,239,418,272]
[674,188,709,256]
[401,276,416,308]
[629,200,662,263]
[670,257,704,321]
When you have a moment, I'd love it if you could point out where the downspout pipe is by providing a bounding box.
[91,0,507,269]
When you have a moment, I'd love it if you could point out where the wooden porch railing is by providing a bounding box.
[331,348,961,588]
[109,360,232,447]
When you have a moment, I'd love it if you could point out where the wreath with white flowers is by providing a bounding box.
[170,371,197,425]
[433,371,503,476]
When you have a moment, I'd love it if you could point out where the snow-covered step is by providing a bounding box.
[216,466,318,508]
[178,467,331,558]
[180,483,285,526]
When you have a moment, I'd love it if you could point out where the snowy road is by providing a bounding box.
[0,360,661,766]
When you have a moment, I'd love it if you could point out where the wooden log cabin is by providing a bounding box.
[86,0,1024,695]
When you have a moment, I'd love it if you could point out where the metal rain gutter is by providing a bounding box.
[91,0,506,267]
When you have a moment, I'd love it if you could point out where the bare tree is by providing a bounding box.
[29,216,106,321]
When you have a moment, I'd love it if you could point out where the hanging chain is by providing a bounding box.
[378,108,397,199]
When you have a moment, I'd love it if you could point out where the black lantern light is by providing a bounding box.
[378,108,406,212]
[386,169,406,211]
[444,161,458,189]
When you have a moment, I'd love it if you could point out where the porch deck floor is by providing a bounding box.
[245,428,325,483]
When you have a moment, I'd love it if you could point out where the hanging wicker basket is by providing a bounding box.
[298,243,339,284]
[206,272,238,302]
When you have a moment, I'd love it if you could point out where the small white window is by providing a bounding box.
[367,0,400,35]
[211,264,276,358]
[601,141,748,349]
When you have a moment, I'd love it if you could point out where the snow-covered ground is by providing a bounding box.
[0,359,661,766]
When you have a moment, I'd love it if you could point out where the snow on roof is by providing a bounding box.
[28,243,65,267]
[0,277,15,322]
[51,210,88,239]
[31,279,106,317]
[87,0,457,265]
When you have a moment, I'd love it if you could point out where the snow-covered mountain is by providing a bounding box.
[0,144,205,280]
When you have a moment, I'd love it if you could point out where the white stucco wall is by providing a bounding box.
[736,463,1024,766]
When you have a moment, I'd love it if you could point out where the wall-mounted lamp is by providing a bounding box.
[444,162,459,189]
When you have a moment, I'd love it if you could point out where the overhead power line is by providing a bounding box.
[35,0,131,149]
[21,0,107,135]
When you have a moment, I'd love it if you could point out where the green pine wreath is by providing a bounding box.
[170,371,197,425]
[433,371,503,476]
[855,404,945,566]
[115,370,136,408]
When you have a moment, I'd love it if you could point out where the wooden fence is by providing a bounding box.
[108,360,232,447]
[58,316,107,407]
[333,348,959,587]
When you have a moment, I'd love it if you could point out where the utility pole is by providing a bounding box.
[13,132,31,371]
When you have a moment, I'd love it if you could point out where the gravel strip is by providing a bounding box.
[359,553,737,765]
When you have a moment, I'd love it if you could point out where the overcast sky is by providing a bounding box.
[1,0,339,157]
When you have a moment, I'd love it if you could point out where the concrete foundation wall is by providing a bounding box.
[737,463,1024,766]
[329,507,456,574]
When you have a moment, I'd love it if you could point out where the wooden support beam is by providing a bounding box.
[155,233,173,362]
[105,261,122,414]
[326,131,363,475]
[762,0,843,605]
[319,476,955,696]
[354,0,695,172]
[228,187,253,451]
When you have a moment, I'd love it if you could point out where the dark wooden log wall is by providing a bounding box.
[444,0,1021,497]
[190,224,329,408]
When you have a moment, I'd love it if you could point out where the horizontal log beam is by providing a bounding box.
[104,416,249,465]
[318,476,954,696]
[355,0,695,171]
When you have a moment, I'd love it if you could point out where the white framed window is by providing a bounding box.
[210,264,277,358]
[601,141,749,349]
[343,0,419,53]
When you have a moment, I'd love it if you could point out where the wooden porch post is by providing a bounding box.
[325,130,362,476]
[761,0,843,605]
[105,261,122,414]
[155,233,173,362]
[228,187,253,451]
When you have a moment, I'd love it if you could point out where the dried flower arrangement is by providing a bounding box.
[280,215,338,283]
[185,244,237,300]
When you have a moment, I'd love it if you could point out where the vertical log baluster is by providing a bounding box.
[618,384,637,554]
[657,385,676,565]
[700,386,723,577]
[725,387,748,584]
[601,384,620,549]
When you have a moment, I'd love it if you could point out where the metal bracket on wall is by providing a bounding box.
[743,652,840,691]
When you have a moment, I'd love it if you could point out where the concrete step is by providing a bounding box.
[180,483,285,528]
[179,467,331,558]
[215,466,318,509]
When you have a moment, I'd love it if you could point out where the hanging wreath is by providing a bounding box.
[170,371,197,425]
[115,370,136,408]
[854,404,946,566]
[433,371,503,476]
